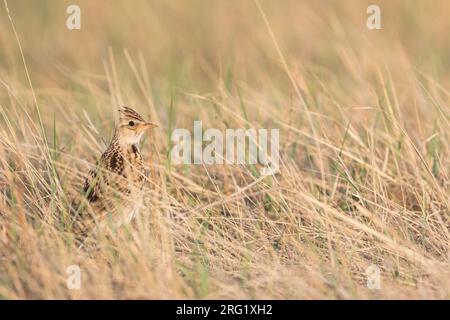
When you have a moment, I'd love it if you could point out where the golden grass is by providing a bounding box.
[0,0,449,299]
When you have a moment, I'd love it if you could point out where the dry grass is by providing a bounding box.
[0,0,449,299]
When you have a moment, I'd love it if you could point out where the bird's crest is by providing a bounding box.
[119,106,145,122]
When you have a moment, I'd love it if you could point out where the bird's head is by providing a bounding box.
[116,106,158,145]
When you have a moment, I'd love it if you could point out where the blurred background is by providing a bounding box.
[1,0,449,146]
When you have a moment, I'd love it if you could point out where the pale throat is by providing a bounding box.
[115,128,144,147]
[129,131,144,146]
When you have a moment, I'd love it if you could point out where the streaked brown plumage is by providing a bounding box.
[76,106,157,232]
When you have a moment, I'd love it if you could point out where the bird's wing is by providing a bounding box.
[83,167,102,202]
[83,147,113,203]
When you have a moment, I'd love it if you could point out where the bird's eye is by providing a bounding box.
[128,121,135,127]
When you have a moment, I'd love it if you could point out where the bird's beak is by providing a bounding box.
[143,122,158,130]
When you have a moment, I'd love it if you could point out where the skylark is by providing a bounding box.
[76,106,157,232]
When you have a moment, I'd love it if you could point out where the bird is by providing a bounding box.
[74,106,157,234]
